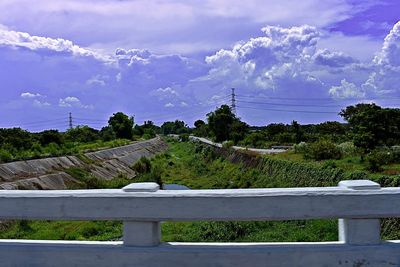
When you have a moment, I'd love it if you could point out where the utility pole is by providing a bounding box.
[231,88,237,115]
[69,112,73,129]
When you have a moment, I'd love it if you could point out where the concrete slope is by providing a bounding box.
[189,136,287,154]
[0,137,168,190]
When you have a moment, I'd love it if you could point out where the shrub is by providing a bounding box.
[338,142,358,156]
[303,140,342,161]
[132,157,152,174]
[366,150,390,172]
[222,140,234,149]
[0,149,13,163]
[179,133,189,142]
[346,170,369,180]
[294,142,308,154]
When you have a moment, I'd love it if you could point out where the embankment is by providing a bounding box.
[195,140,398,188]
[0,137,168,190]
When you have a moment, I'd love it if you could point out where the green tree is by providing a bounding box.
[161,120,188,135]
[291,120,303,144]
[207,105,248,143]
[66,126,99,143]
[39,130,64,146]
[108,112,134,139]
[340,103,400,152]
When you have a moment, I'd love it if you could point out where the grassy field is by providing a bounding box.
[1,139,398,242]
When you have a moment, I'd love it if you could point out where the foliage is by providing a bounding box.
[39,130,64,146]
[108,112,134,139]
[338,142,358,156]
[132,156,152,174]
[66,126,100,143]
[161,120,189,135]
[240,132,266,148]
[222,140,234,149]
[303,140,342,161]
[207,105,248,143]
[340,103,400,152]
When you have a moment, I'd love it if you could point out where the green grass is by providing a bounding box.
[270,150,400,177]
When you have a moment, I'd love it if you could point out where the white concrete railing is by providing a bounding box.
[1,180,400,266]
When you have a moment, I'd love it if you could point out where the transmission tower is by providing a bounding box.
[69,112,73,129]
[231,88,237,115]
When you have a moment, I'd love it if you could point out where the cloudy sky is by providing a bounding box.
[0,0,399,130]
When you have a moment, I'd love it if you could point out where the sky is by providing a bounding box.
[0,0,399,131]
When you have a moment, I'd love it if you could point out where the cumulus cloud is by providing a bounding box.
[59,96,93,109]
[86,75,107,86]
[359,21,400,96]
[313,49,356,68]
[329,79,364,99]
[203,24,357,97]
[32,99,51,108]
[20,92,42,98]
[0,28,112,63]
[164,102,174,108]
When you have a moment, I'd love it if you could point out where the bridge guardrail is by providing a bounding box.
[0,180,399,266]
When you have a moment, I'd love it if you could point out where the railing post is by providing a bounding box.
[122,183,161,247]
[338,180,381,245]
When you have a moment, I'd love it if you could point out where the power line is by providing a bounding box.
[236,105,339,114]
[235,94,400,102]
[236,100,344,108]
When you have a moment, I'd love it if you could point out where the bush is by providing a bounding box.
[366,150,390,172]
[338,142,358,156]
[294,142,308,154]
[222,140,234,149]
[132,157,152,174]
[303,140,342,161]
[346,170,369,180]
[0,149,12,163]
[179,133,189,142]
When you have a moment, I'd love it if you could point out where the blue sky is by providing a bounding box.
[0,0,399,130]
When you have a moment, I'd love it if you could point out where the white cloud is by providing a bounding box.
[0,28,112,63]
[180,101,188,107]
[165,102,174,108]
[86,75,107,86]
[0,0,374,55]
[59,96,93,109]
[20,92,42,98]
[32,99,50,107]
[329,79,364,99]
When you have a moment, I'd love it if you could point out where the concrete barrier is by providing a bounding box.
[0,180,399,266]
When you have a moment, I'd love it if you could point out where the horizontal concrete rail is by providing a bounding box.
[0,185,400,221]
[1,180,400,266]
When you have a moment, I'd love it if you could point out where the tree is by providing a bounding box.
[193,120,208,137]
[39,130,64,146]
[161,120,188,135]
[99,126,116,141]
[291,120,303,144]
[207,105,248,143]
[108,112,134,139]
[194,120,205,129]
[340,103,400,154]
[66,126,99,143]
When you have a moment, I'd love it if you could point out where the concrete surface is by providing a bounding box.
[0,180,398,266]
[0,137,168,190]
[0,182,398,221]
[1,240,400,267]
[190,136,287,154]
